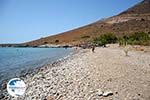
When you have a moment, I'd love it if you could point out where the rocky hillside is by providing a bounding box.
[25,0,150,46]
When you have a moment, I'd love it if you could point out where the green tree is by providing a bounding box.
[92,33,117,46]
[128,32,150,45]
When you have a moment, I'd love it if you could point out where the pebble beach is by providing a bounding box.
[1,44,150,100]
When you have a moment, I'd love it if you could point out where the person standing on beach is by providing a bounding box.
[92,45,95,53]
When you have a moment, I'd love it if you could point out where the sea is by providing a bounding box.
[0,47,73,84]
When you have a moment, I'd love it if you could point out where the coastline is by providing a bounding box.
[0,48,77,100]
[0,47,73,86]
[1,44,150,100]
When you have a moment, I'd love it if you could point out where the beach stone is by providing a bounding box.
[0,94,5,99]
[1,80,7,90]
[96,89,103,96]
[46,96,54,100]
[103,91,113,97]
[89,90,94,93]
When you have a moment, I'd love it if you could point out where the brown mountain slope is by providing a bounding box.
[25,0,150,46]
[120,0,150,14]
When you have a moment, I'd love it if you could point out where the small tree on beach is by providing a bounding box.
[123,45,129,56]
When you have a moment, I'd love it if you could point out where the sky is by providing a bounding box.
[0,0,142,43]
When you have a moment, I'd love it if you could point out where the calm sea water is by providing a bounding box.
[0,47,72,84]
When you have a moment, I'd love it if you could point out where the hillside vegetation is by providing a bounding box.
[92,32,150,46]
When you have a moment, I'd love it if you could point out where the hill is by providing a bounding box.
[23,0,150,46]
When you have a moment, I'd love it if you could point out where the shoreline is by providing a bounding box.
[0,48,78,99]
[1,44,150,100]
[0,47,74,84]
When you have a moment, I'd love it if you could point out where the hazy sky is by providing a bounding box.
[0,0,142,43]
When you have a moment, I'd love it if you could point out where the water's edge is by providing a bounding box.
[0,48,76,93]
